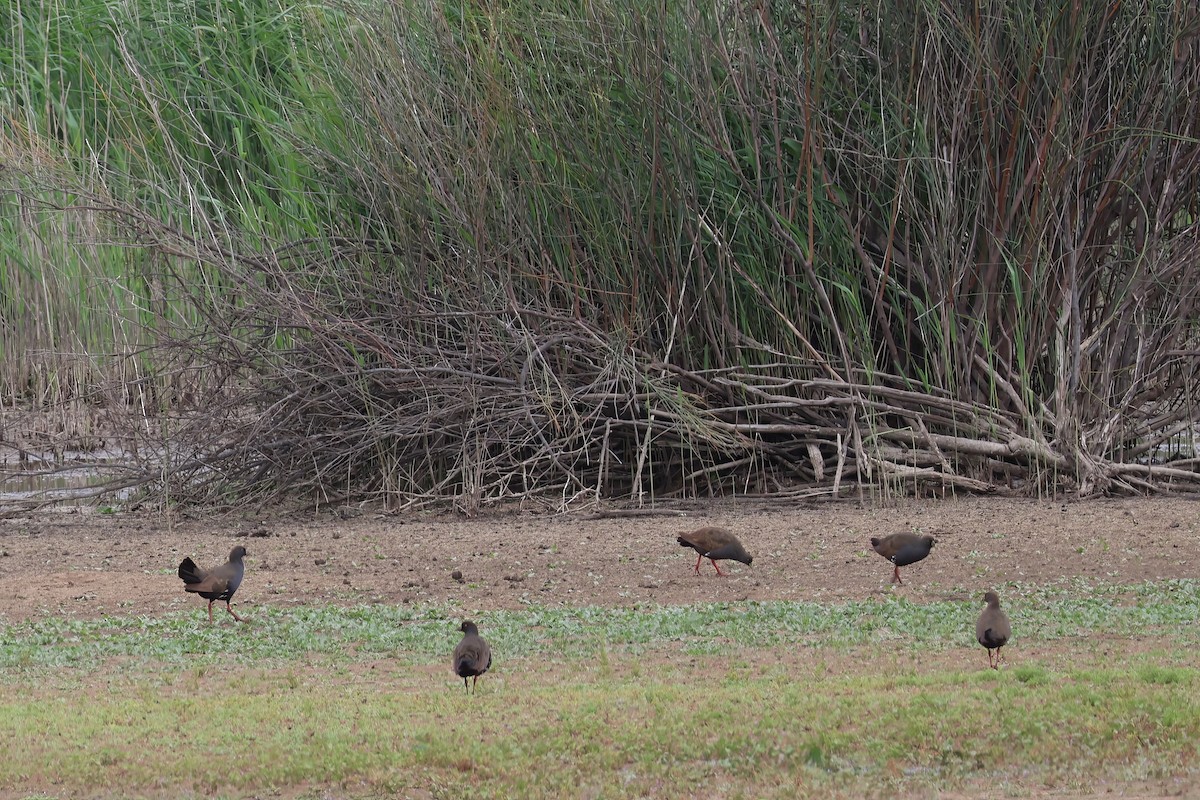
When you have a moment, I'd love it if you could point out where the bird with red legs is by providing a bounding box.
[676,527,753,576]
[870,532,935,585]
[178,546,248,623]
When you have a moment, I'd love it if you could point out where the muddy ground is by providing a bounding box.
[0,494,1196,622]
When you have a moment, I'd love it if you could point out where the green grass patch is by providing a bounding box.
[2,580,1197,797]
[2,578,1196,670]
[0,646,1197,799]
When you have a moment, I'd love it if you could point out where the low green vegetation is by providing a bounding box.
[1,580,1197,798]
[3,654,1196,799]
[1,579,1197,670]
[0,579,1198,669]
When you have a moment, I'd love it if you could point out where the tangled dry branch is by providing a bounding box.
[89,235,1200,511]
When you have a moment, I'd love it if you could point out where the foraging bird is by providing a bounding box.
[178,546,248,623]
[870,532,935,585]
[452,620,492,694]
[976,590,1011,670]
[677,527,753,576]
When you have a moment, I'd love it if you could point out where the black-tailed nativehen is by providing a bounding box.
[976,590,1011,669]
[677,527,753,576]
[452,620,492,694]
[870,532,935,585]
[178,545,248,623]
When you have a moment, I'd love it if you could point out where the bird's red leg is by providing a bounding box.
[207,600,215,624]
[710,559,725,576]
[226,602,244,622]
[892,565,903,585]
[693,553,703,574]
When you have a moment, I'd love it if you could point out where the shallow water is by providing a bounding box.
[0,446,138,506]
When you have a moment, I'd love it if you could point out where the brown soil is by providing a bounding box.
[0,494,1196,622]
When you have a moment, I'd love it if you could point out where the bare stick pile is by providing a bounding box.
[94,230,1200,510]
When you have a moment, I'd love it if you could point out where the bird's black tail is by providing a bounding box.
[177,557,203,585]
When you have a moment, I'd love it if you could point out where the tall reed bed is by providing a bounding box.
[2,0,1199,507]
[1,0,349,408]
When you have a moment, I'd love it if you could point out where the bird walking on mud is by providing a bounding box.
[676,527,754,576]
[870,533,935,585]
[178,545,248,623]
